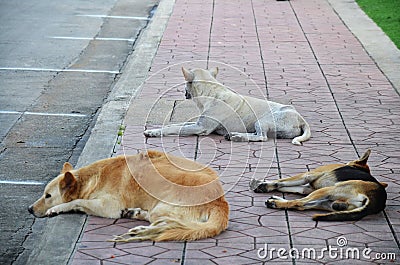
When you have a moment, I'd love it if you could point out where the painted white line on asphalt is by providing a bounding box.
[0,180,44,185]
[0,110,87,118]
[0,110,21,115]
[77,14,150,20]
[50,36,136,42]
[0,67,120,74]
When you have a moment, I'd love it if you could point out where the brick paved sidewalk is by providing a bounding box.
[71,0,400,264]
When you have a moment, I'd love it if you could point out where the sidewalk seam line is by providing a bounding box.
[206,0,216,70]
[250,0,270,99]
[274,146,296,265]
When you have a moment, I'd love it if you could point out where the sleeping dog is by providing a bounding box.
[250,150,387,221]
[28,150,229,242]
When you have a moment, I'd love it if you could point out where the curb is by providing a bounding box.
[23,0,175,264]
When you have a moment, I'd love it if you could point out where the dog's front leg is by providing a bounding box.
[144,123,206,137]
[46,198,123,218]
[251,173,310,193]
[144,120,218,137]
[46,201,80,217]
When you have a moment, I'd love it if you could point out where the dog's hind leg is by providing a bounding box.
[228,132,268,142]
[110,218,176,242]
[226,119,272,142]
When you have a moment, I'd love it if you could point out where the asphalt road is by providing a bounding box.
[0,0,157,264]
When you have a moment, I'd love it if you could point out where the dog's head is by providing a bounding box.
[181,67,219,99]
[28,162,79,218]
[347,149,371,172]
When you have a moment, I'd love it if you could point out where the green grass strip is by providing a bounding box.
[356,0,400,49]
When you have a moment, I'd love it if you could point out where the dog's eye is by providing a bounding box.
[45,193,51,199]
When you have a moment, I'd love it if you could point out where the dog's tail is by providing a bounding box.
[312,205,369,222]
[292,118,311,145]
[155,201,229,241]
[312,191,386,221]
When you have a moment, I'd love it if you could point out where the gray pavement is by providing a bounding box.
[8,0,400,264]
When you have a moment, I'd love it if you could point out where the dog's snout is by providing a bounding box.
[28,205,34,215]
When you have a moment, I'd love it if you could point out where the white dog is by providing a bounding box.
[144,67,311,145]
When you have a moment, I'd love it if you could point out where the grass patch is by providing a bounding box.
[356,0,400,49]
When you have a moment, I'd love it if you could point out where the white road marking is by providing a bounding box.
[0,180,44,185]
[77,14,150,20]
[50,36,136,42]
[0,67,120,74]
[0,110,87,118]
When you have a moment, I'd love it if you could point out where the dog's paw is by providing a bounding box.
[250,179,269,193]
[265,196,287,208]
[250,179,277,193]
[249,179,263,190]
[143,129,161,137]
[46,207,61,217]
[128,225,148,235]
[229,133,245,142]
[121,208,148,220]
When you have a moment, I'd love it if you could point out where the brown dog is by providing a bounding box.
[28,150,229,242]
[250,150,387,221]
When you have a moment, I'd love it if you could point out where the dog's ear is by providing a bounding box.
[380,182,388,188]
[182,67,194,82]
[61,162,74,174]
[356,149,371,165]
[60,172,78,201]
[348,149,371,171]
[209,67,218,78]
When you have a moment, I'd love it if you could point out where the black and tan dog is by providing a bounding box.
[250,150,387,221]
